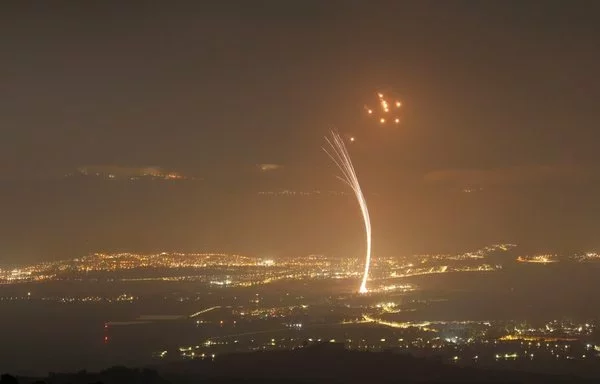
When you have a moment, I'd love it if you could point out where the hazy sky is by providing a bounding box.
[2,1,600,262]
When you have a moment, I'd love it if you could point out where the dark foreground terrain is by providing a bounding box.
[6,344,596,384]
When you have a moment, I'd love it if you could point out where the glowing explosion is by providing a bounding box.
[323,130,372,294]
[364,92,402,125]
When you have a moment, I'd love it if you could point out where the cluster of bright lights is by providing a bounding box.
[368,284,415,294]
[516,254,558,264]
[73,166,185,181]
[257,190,348,197]
[499,335,577,342]
[362,315,436,331]
[571,252,600,262]
[365,92,401,125]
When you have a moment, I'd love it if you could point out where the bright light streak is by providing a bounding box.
[189,306,221,318]
[323,130,372,294]
[362,315,435,331]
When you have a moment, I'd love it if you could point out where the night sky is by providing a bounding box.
[2,1,600,263]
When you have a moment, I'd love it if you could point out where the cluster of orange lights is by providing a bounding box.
[365,92,401,124]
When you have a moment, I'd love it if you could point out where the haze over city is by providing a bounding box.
[2,1,600,383]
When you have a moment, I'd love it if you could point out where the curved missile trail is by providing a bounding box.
[323,130,372,294]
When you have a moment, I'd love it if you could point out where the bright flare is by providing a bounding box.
[366,93,401,125]
[381,100,389,111]
[323,130,372,294]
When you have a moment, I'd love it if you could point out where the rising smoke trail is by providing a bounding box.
[323,130,372,294]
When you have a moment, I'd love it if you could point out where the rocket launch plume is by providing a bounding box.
[323,130,372,294]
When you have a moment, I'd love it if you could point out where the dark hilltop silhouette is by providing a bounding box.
[7,343,598,384]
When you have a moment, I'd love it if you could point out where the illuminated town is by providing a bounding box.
[64,165,189,181]
[3,1,599,381]
[0,244,517,286]
[5,243,600,288]
[3,243,600,377]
